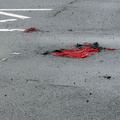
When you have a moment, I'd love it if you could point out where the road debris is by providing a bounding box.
[24,27,40,33]
[102,76,112,79]
[43,42,116,58]
[1,58,7,62]
[13,52,21,55]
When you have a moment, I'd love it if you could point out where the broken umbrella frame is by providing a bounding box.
[43,42,116,58]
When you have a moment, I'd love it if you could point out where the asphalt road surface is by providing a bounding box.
[0,0,120,120]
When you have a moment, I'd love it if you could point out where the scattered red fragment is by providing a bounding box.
[24,27,39,33]
[104,48,116,50]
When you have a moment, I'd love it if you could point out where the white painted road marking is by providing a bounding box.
[0,9,53,11]
[0,8,53,31]
[0,11,30,19]
[0,19,17,22]
[0,29,25,31]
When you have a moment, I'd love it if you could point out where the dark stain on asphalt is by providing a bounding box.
[103,76,112,79]
[90,93,92,95]
[99,75,112,79]
[68,29,73,32]
[86,100,89,102]
[69,0,78,4]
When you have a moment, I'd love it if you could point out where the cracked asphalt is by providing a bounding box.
[0,0,120,120]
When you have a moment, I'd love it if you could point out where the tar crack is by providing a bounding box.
[53,7,67,17]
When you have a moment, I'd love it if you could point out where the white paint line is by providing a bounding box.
[0,29,25,31]
[0,9,52,11]
[0,11,30,19]
[0,19,17,22]
[13,52,21,55]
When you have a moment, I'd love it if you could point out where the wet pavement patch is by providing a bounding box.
[43,42,116,58]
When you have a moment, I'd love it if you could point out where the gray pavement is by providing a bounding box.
[0,0,120,120]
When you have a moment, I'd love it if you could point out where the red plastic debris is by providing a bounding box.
[43,42,116,58]
[51,46,100,58]
[51,49,83,56]
[24,27,39,33]
[82,46,100,52]
[51,50,91,58]
[66,51,93,58]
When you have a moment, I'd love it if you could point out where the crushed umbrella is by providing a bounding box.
[43,42,116,58]
[24,27,40,33]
